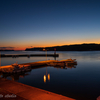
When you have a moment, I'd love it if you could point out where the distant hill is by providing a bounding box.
[25,43,100,51]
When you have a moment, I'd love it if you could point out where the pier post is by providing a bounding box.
[46,50,47,60]
[43,48,48,61]
[54,48,56,60]
[54,48,56,54]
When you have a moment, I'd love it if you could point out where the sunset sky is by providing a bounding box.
[0,0,100,50]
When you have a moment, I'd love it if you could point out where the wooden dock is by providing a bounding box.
[20,60,57,66]
[0,59,77,74]
[0,60,57,73]
[0,60,57,68]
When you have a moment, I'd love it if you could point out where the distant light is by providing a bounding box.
[54,48,56,51]
[43,49,45,51]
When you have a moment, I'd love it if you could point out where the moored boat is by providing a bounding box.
[0,62,31,74]
[60,58,77,65]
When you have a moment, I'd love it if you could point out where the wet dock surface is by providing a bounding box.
[0,78,75,100]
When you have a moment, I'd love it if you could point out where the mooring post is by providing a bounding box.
[54,48,56,55]
[43,48,47,61]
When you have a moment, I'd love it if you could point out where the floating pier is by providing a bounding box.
[1,54,59,57]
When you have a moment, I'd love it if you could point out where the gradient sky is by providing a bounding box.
[0,0,100,50]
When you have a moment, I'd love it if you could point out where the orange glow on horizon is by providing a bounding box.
[14,47,25,51]
[14,42,100,50]
[2,41,100,51]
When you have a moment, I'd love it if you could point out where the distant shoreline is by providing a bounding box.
[1,50,100,51]
[1,43,100,51]
[25,43,100,51]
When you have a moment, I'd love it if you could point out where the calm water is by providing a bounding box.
[0,51,100,100]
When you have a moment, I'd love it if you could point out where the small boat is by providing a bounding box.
[60,59,77,65]
[11,62,19,68]
[11,62,31,73]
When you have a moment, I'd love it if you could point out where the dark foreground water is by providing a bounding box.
[0,51,100,100]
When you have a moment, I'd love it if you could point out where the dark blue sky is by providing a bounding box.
[0,0,100,50]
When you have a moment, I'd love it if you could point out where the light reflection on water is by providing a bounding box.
[1,51,100,100]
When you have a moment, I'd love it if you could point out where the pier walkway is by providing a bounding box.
[1,54,59,57]
[0,78,75,100]
[0,60,57,69]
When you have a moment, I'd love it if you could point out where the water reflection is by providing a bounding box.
[43,67,50,83]
[66,63,76,69]
[48,74,50,81]
[52,63,76,69]
[0,63,77,82]
[0,65,47,81]
[43,63,77,83]
[0,72,30,81]
[43,74,50,83]
[43,75,46,83]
